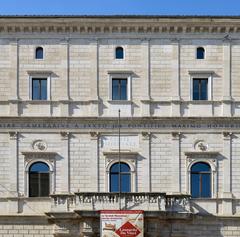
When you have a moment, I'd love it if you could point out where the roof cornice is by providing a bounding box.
[1,15,240,19]
[0,15,240,34]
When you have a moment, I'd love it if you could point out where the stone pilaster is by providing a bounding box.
[171,39,181,116]
[141,39,151,116]
[89,39,99,116]
[60,131,70,193]
[9,131,19,196]
[171,132,181,193]
[59,39,70,116]
[9,39,19,116]
[141,132,151,192]
[222,131,233,215]
[222,37,232,116]
[90,132,99,192]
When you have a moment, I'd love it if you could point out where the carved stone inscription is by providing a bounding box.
[1,120,240,130]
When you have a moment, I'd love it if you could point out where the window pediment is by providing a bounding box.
[27,70,53,76]
[22,151,58,160]
[185,151,220,159]
[103,150,139,156]
[108,70,133,75]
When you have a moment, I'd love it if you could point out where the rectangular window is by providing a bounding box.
[32,78,47,100]
[193,78,208,100]
[191,173,211,198]
[29,173,49,197]
[112,78,127,100]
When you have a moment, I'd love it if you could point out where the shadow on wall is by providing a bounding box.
[144,217,226,237]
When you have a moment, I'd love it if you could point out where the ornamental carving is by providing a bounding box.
[194,140,208,151]
[32,140,47,151]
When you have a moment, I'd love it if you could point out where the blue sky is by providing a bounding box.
[0,0,240,15]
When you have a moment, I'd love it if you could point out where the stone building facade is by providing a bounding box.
[0,15,240,236]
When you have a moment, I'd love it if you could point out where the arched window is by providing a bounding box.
[110,162,131,192]
[35,47,43,59]
[29,162,50,197]
[191,162,211,198]
[115,47,124,59]
[196,47,205,59]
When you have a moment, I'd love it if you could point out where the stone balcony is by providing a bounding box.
[50,192,191,214]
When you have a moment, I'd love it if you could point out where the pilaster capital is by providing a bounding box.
[60,131,70,140]
[90,38,99,45]
[90,131,99,140]
[171,38,180,44]
[141,132,151,140]
[223,34,232,44]
[141,38,150,44]
[223,131,232,140]
[171,132,181,140]
[9,131,18,140]
[59,38,69,45]
[9,38,19,45]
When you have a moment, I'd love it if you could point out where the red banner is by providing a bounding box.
[100,210,144,237]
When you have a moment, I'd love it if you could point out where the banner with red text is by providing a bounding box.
[100,210,144,237]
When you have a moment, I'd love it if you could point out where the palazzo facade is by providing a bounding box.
[0,15,240,236]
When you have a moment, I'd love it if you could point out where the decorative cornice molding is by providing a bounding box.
[0,21,240,34]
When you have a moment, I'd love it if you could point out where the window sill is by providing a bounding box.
[108,100,132,104]
[190,100,212,104]
[4,196,51,201]
[25,100,51,104]
[26,197,51,200]
[191,197,215,200]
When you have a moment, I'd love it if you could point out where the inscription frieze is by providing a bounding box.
[1,120,240,130]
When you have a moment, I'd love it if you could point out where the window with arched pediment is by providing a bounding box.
[110,162,131,192]
[29,162,50,197]
[191,162,211,198]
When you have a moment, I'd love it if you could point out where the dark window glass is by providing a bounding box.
[110,162,131,192]
[116,47,124,59]
[32,78,47,100]
[197,47,205,59]
[193,78,208,100]
[35,47,43,59]
[112,79,127,100]
[191,162,211,198]
[29,162,50,197]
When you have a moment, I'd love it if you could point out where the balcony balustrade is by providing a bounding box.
[50,192,191,213]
